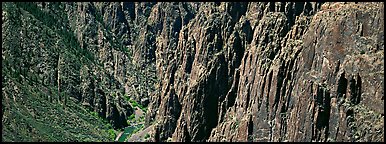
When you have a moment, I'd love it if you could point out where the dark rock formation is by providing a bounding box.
[2,2,383,142]
[142,2,383,142]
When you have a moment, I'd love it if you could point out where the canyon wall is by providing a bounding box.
[2,2,383,142]
[143,2,384,142]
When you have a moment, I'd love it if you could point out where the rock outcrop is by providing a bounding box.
[2,2,383,142]
[2,2,157,132]
[143,2,384,142]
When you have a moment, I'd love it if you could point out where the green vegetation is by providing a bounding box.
[123,46,130,54]
[141,107,147,113]
[124,94,130,101]
[90,111,99,118]
[130,99,139,107]
[14,2,95,63]
[127,97,147,112]
[1,74,112,141]
[107,129,116,141]
[2,2,154,142]
[128,113,136,121]
[235,120,240,129]
[1,2,111,141]
[144,133,150,139]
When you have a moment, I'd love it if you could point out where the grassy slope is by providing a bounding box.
[2,76,113,142]
[2,2,114,142]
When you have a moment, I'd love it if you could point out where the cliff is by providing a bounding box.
[143,2,384,142]
[2,2,383,142]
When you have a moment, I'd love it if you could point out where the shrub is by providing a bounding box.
[144,133,150,139]
[132,128,139,134]
[106,123,113,129]
[132,102,138,107]
[128,113,135,121]
[107,129,116,140]
[129,99,139,108]
[138,104,144,109]
[141,107,147,112]
[90,111,98,118]
[235,120,240,128]
[124,94,130,101]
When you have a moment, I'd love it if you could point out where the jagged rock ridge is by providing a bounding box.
[142,2,384,142]
[2,2,383,142]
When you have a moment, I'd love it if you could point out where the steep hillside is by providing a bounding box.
[2,2,111,141]
[2,2,155,141]
[2,2,384,142]
[141,2,384,142]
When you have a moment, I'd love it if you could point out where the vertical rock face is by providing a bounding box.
[2,2,383,142]
[143,2,384,142]
[57,2,158,129]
